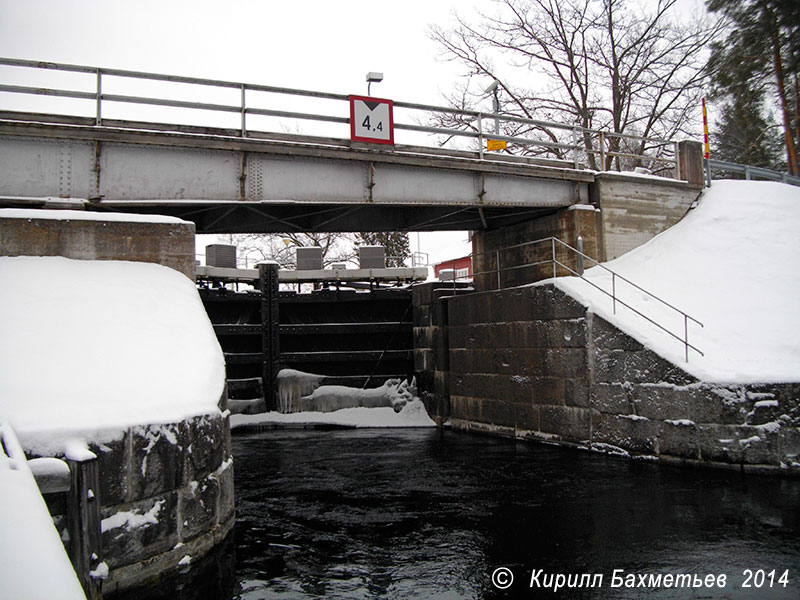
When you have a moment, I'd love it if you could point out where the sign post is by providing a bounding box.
[349,95,394,145]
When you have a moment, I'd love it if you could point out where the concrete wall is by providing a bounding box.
[444,284,800,474]
[0,213,196,279]
[592,173,701,261]
[43,411,234,595]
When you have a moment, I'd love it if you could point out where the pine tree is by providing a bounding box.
[707,0,800,175]
[712,90,785,170]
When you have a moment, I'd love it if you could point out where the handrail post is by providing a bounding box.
[599,131,606,171]
[674,141,680,179]
[478,113,484,160]
[240,84,246,137]
[612,272,616,314]
[576,236,584,276]
[572,127,579,169]
[551,237,556,278]
[95,69,102,126]
[684,315,689,362]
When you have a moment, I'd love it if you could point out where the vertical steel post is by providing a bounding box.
[551,237,557,279]
[576,236,584,276]
[599,131,606,171]
[478,114,484,160]
[240,84,246,137]
[259,262,280,411]
[573,127,580,169]
[684,315,689,362]
[612,273,617,314]
[674,141,680,180]
[95,69,102,126]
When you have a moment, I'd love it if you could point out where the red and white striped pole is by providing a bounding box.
[702,98,711,186]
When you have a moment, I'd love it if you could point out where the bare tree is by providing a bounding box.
[213,232,358,269]
[430,0,723,171]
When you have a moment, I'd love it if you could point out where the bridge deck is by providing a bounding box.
[0,115,593,232]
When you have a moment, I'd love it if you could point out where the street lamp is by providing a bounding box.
[484,80,500,134]
[366,72,383,96]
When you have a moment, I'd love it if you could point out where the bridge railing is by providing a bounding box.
[706,158,800,187]
[442,236,703,362]
[0,57,678,177]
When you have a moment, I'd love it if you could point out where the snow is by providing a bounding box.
[232,377,436,429]
[555,180,800,383]
[101,500,165,533]
[231,400,436,429]
[0,256,226,456]
[0,420,86,600]
[0,207,187,224]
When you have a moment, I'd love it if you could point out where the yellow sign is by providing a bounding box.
[487,139,507,152]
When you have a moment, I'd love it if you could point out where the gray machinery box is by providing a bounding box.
[359,246,385,269]
[205,244,237,268]
[296,247,323,270]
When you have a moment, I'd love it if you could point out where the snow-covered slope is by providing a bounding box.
[556,180,800,383]
[0,257,226,455]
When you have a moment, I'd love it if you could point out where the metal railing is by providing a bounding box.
[441,236,703,362]
[707,158,800,187]
[0,57,678,176]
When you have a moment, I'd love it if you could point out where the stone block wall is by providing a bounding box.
[471,205,602,291]
[413,282,472,425]
[445,284,800,474]
[41,412,234,595]
[448,285,593,441]
[0,213,196,279]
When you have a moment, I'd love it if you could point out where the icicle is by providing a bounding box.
[276,369,325,413]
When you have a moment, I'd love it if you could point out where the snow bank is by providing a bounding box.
[0,256,226,455]
[556,180,800,383]
[0,420,86,600]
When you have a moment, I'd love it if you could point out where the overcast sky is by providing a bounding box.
[0,0,478,105]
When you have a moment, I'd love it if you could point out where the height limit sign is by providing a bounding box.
[349,95,394,145]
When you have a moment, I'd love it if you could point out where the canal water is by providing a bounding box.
[228,428,799,599]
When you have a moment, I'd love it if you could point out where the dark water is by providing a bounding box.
[227,428,800,599]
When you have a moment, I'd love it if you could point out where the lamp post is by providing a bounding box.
[485,80,500,134]
[366,72,383,96]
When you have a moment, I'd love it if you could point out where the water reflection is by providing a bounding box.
[231,428,800,599]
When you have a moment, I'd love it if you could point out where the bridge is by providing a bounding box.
[0,58,700,235]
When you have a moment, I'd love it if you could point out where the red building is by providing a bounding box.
[433,255,472,280]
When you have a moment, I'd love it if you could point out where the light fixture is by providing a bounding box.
[366,72,383,95]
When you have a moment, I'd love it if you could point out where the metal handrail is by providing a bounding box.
[707,158,800,187]
[442,236,703,362]
[0,57,678,176]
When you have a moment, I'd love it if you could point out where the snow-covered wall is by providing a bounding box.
[0,256,233,594]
